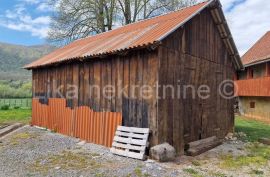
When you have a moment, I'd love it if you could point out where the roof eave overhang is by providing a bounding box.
[24,41,161,70]
[209,0,244,70]
[244,58,270,67]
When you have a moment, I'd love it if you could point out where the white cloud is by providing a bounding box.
[220,0,270,55]
[37,2,53,12]
[19,0,41,5]
[0,3,51,38]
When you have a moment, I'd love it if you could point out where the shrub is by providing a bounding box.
[1,105,10,110]
[14,106,20,109]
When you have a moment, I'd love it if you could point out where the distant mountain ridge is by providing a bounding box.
[0,42,56,81]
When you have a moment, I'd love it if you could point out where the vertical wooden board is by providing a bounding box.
[136,53,144,127]
[51,69,56,98]
[66,65,73,107]
[215,64,222,131]
[93,61,101,111]
[32,70,36,97]
[89,63,95,109]
[84,63,90,106]
[79,63,84,106]
[36,70,40,97]
[47,68,52,98]
[100,61,106,111]
[200,59,209,139]
[62,65,67,98]
[37,69,40,97]
[166,50,176,145]
[177,53,186,153]
[115,57,123,113]
[72,64,79,108]
[147,53,159,145]
[182,55,193,142]
[122,56,130,126]
[111,59,116,112]
[142,53,149,129]
[106,60,112,111]
[172,52,184,154]
[128,55,137,127]
[157,47,168,144]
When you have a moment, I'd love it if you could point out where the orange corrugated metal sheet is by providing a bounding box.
[235,77,270,96]
[31,98,122,147]
[25,1,209,69]
[242,31,270,66]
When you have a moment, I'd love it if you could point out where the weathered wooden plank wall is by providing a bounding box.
[32,49,159,146]
[157,9,235,153]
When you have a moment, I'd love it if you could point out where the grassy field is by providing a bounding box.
[235,116,270,142]
[0,108,31,125]
[0,98,32,109]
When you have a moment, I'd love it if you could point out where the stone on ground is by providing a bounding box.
[150,143,176,162]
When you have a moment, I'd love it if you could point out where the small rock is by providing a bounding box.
[77,141,86,146]
[146,163,152,168]
[150,143,176,162]
[238,132,247,137]
[232,137,237,141]
[225,133,234,139]
[146,159,155,163]
[54,166,61,170]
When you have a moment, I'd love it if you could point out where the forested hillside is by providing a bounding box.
[0,42,55,81]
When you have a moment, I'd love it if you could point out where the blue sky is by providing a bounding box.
[0,0,52,46]
[0,0,270,55]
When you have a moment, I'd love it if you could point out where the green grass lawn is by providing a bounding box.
[0,109,31,125]
[235,116,270,142]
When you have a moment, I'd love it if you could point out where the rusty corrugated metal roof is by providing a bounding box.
[242,31,270,66]
[25,1,211,69]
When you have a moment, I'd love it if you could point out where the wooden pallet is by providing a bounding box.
[110,126,150,160]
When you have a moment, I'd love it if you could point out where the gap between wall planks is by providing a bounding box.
[32,98,122,147]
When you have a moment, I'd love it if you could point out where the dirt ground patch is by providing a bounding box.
[0,126,269,177]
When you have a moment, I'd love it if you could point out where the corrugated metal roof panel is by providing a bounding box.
[25,1,209,69]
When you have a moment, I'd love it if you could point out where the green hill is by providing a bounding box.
[0,42,56,81]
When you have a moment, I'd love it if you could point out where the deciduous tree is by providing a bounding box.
[48,0,197,45]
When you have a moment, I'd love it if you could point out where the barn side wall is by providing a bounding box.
[239,96,270,124]
[157,8,235,153]
[32,49,160,145]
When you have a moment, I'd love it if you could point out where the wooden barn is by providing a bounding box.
[235,31,270,123]
[25,0,243,154]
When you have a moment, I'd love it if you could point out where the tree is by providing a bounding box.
[48,0,197,45]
